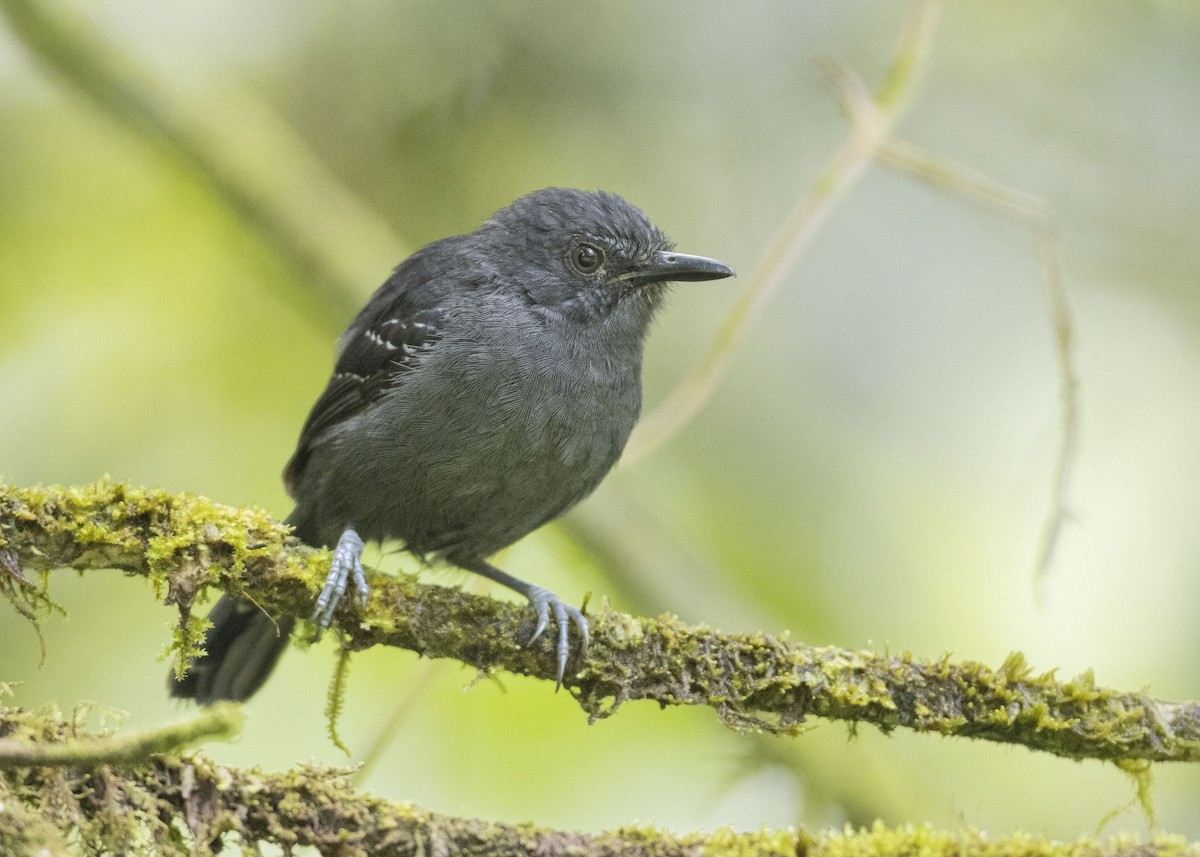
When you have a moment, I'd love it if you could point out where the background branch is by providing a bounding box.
[869,136,1080,594]
[0,0,408,330]
[0,700,1193,857]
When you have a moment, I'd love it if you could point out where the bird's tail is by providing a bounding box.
[167,595,295,704]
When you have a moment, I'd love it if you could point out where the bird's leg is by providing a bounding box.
[310,525,369,638]
[458,558,589,689]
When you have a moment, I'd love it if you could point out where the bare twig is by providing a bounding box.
[624,0,1078,594]
[624,0,942,464]
[870,136,1080,593]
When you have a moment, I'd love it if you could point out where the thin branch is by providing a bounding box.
[623,0,1078,597]
[623,0,942,464]
[1034,224,1080,585]
[870,135,1081,594]
[0,704,242,768]
[3,480,1200,766]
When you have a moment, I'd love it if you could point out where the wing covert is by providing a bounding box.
[282,280,446,497]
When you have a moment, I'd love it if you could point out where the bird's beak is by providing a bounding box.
[617,251,735,286]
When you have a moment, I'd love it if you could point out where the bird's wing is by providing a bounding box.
[282,265,450,498]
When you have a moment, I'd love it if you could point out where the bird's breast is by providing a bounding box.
[309,306,649,556]
[454,329,641,465]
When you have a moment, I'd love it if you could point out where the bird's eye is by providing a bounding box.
[570,243,604,274]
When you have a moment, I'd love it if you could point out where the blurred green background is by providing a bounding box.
[3,0,1200,841]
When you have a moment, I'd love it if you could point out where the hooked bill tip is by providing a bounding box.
[624,251,735,285]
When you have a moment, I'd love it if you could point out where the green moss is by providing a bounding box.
[0,701,240,855]
[810,823,1199,857]
[0,479,320,679]
[325,645,352,756]
[698,825,798,856]
[1115,758,1156,827]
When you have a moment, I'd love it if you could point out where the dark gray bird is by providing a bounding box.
[170,187,734,704]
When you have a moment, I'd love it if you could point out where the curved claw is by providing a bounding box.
[528,597,551,646]
[525,586,589,689]
[310,526,367,639]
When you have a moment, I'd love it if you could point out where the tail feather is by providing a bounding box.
[168,595,295,704]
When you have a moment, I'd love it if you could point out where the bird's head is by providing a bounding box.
[480,188,734,327]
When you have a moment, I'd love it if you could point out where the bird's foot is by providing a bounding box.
[310,525,368,638]
[524,585,590,690]
[451,558,590,689]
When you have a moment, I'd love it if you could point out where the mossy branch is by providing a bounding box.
[0,702,1194,857]
[3,479,1200,766]
[0,702,242,768]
